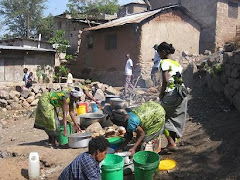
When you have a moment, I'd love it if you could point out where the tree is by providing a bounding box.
[36,15,54,41]
[0,0,46,38]
[67,0,120,19]
[49,30,70,53]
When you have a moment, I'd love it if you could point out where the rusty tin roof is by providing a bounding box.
[86,5,206,31]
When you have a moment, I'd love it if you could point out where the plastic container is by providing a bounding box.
[115,152,131,164]
[133,151,160,180]
[58,122,72,145]
[101,154,124,180]
[76,102,88,115]
[107,137,124,150]
[28,152,40,180]
[90,102,99,113]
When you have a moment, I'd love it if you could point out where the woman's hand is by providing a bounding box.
[129,147,136,156]
[76,124,82,132]
[63,129,68,136]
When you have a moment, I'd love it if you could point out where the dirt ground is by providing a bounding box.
[0,86,240,180]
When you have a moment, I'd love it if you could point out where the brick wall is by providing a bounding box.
[216,1,240,49]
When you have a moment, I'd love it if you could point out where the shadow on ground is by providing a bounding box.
[155,84,240,180]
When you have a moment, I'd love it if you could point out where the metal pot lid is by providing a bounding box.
[105,95,120,98]
[79,113,105,119]
[68,132,92,138]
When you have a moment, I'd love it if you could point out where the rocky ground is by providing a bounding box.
[0,84,240,180]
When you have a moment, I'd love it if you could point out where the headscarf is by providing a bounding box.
[70,87,84,98]
[110,109,127,127]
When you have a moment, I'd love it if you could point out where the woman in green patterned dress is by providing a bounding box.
[34,87,84,146]
[110,101,166,155]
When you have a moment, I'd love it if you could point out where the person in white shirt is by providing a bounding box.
[124,54,134,95]
[151,44,161,87]
[67,69,73,85]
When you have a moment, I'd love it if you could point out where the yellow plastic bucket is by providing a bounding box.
[76,103,88,115]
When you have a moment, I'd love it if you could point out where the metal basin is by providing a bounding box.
[68,132,92,148]
[109,98,128,109]
[79,113,105,129]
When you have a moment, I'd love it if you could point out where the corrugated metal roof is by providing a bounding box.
[0,45,55,52]
[86,8,164,31]
[86,5,206,31]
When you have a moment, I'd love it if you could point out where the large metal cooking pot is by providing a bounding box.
[109,98,128,109]
[79,113,105,129]
[105,95,120,103]
[68,132,92,148]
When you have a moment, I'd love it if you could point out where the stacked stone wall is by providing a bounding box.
[223,50,240,111]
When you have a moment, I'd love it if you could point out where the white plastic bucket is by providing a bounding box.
[28,152,40,180]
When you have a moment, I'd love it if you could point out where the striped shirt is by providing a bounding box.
[58,152,101,180]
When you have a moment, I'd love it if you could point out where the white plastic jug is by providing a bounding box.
[28,152,40,180]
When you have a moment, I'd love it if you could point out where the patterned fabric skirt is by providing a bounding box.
[34,93,60,136]
[161,89,188,138]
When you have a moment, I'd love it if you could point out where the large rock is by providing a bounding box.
[233,92,240,111]
[182,63,198,88]
[31,99,39,106]
[94,89,106,101]
[0,90,9,100]
[9,91,20,99]
[35,93,42,99]
[224,83,236,102]
[211,76,224,93]
[96,83,103,90]
[233,80,240,91]
[22,100,30,108]
[6,105,11,110]
[15,86,22,92]
[0,99,8,107]
[20,89,31,98]
[85,122,103,133]
[32,85,40,94]
[105,86,117,95]
[11,102,22,110]
[231,66,240,78]
[26,96,35,104]
[13,97,19,102]
[233,52,240,64]
[7,100,13,105]
[29,92,35,97]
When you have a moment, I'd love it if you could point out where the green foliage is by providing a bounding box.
[36,66,43,82]
[49,30,70,53]
[59,65,68,77]
[53,65,68,83]
[0,0,46,38]
[67,0,120,18]
[36,14,54,41]
[204,61,223,76]
[65,54,73,61]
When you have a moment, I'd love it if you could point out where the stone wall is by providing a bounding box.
[223,50,240,111]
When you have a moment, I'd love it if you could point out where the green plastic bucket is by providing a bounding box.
[107,137,124,150]
[58,122,72,145]
[133,151,160,180]
[101,154,124,180]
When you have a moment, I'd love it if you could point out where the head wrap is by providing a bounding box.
[70,87,84,98]
[153,44,158,50]
[110,110,127,127]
